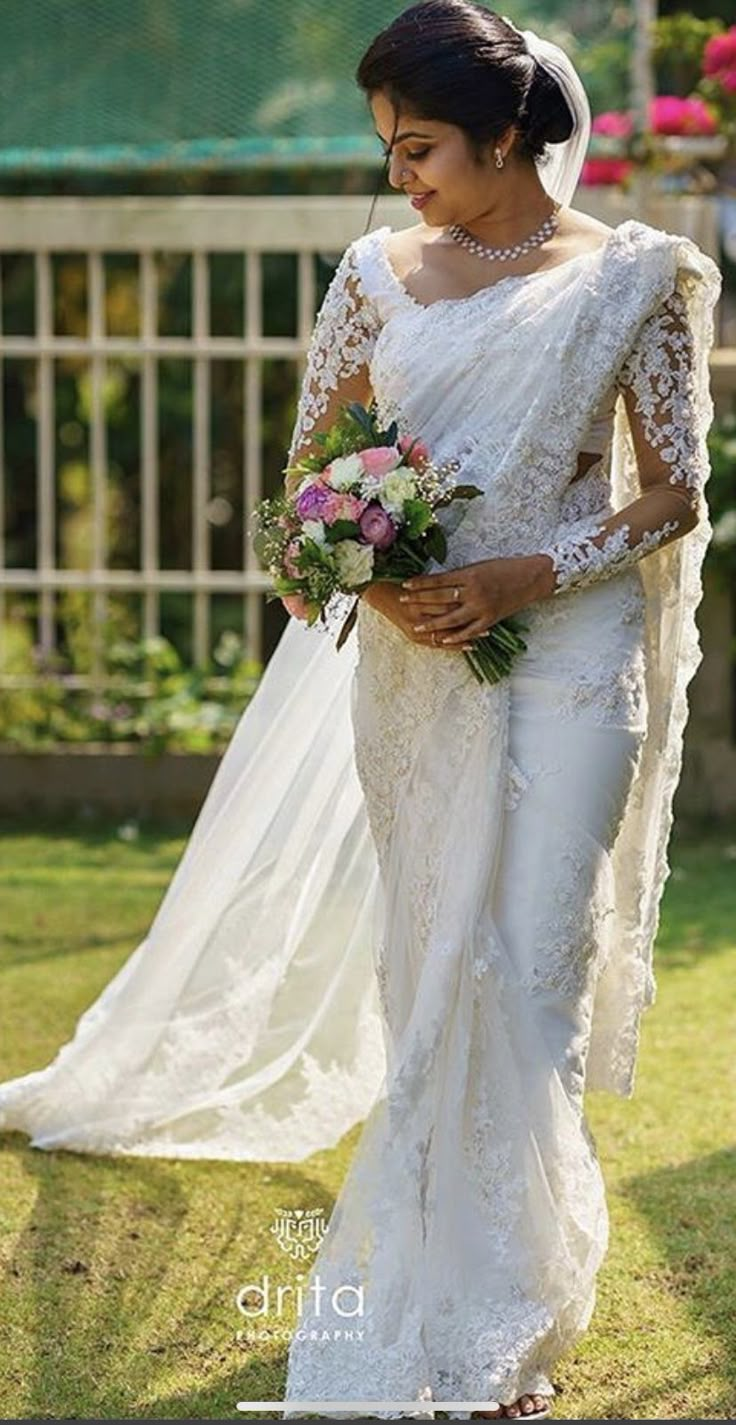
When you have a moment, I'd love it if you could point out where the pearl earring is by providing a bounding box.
[495,148,504,169]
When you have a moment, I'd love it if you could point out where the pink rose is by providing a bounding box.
[320,491,366,525]
[581,158,633,186]
[398,434,431,471]
[360,446,402,479]
[703,29,736,77]
[282,593,310,620]
[359,502,397,551]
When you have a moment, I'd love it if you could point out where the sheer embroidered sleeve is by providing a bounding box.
[536,288,704,595]
[285,243,381,496]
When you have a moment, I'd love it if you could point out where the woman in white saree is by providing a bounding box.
[0,1,722,1419]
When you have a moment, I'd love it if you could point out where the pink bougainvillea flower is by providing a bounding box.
[360,446,402,478]
[702,28,736,77]
[592,110,633,138]
[650,94,718,135]
[580,158,633,186]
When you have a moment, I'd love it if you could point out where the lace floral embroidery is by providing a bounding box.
[536,285,705,597]
[543,517,680,595]
[287,245,381,466]
[523,829,614,1005]
[615,287,702,492]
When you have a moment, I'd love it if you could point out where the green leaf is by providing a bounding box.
[424,524,447,562]
[324,519,362,542]
[272,576,304,595]
[251,531,270,564]
[403,498,433,538]
[345,402,375,438]
[448,483,483,501]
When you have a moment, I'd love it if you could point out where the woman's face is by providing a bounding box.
[370,90,516,228]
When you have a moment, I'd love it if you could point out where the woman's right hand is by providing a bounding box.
[360,581,474,651]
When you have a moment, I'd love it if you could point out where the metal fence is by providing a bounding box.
[0,192,731,692]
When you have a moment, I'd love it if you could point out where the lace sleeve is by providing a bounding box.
[536,288,704,595]
[285,242,382,494]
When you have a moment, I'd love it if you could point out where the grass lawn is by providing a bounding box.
[0,810,734,1420]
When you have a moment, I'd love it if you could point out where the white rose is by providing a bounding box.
[327,453,365,490]
[379,470,417,514]
[302,518,328,546]
[334,538,375,587]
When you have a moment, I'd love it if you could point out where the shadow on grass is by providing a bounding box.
[0,1132,342,1419]
[616,1146,736,1418]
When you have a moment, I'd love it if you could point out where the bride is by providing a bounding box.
[0,1,722,1419]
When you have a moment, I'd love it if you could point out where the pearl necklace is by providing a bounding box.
[448,200,562,262]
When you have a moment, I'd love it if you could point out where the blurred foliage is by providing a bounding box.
[652,14,727,99]
[0,629,262,754]
[659,0,736,25]
[705,408,736,590]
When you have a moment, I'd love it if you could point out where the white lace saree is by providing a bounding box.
[0,218,721,1418]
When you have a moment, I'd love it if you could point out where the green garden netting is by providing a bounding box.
[0,0,410,172]
[0,0,621,174]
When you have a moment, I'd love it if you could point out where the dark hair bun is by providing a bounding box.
[519,57,575,159]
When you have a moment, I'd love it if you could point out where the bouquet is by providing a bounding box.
[250,402,528,686]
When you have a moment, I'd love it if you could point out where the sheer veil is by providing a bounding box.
[0,28,600,1161]
[516,25,592,208]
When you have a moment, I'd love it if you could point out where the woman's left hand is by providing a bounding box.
[398,554,556,648]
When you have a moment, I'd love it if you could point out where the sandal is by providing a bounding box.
[472,1394,552,1420]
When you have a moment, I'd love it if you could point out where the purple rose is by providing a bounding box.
[295,482,332,521]
[359,501,397,551]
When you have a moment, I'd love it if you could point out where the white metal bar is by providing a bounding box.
[0,193,720,258]
[192,249,210,665]
[88,250,108,684]
[35,251,55,656]
[295,245,317,404]
[0,331,728,369]
[140,251,160,641]
[0,335,300,357]
[0,192,717,259]
[243,249,263,663]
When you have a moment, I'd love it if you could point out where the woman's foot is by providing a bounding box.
[472,1394,551,1418]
